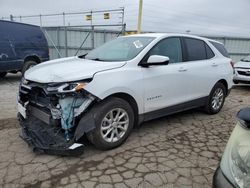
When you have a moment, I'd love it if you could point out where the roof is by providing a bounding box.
[0,20,40,28]
[123,32,221,44]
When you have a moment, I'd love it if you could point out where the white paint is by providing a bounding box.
[17,102,26,119]
[69,143,83,150]
[24,56,126,83]
[234,60,250,82]
[24,33,234,115]
[147,55,169,64]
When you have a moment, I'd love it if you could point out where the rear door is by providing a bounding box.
[181,37,217,100]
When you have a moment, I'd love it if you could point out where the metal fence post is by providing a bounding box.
[63,12,68,57]
[39,14,42,26]
[91,25,95,49]
[10,15,14,21]
[57,27,60,58]
[122,23,126,35]
[103,30,106,43]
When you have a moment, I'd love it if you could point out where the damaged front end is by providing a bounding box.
[18,78,96,156]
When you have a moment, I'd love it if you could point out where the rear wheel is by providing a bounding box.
[0,72,7,78]
[204,82,226,114]
[22,60,37,74]
[87,97,134,150]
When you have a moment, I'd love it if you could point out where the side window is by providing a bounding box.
[184,38,206,61]
[210,41,229,58]
[205,43,215,59]
[148,37,182,63]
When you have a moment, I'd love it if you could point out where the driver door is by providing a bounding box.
[142,37,191,114]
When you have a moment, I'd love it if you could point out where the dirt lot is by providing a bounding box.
[0,74,249,188]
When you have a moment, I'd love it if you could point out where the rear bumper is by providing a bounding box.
[18,113,84,156]
[213,167,235,188]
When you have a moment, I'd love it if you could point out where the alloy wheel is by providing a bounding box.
[100,108,129,143]
[211,88,224,110]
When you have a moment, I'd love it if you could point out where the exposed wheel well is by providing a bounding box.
[24,55,41,64]
[106,93,139,126]
[217,79,228,95]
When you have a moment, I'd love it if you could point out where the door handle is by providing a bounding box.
[178,68,187,72]
[212,63,218,67]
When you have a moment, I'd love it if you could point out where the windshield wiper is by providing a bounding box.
[78,53,87,59]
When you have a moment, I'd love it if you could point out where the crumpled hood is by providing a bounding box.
[234,61,250,69]
[25,56,126,83]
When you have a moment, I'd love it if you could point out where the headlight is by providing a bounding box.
[47,82,87,93]
[220,121,250,188]
[21,78,29,85]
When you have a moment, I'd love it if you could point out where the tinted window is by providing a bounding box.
[148,37,182,63]
[210,41,229,58]
[184,38,206,61]
[205,43,215,59]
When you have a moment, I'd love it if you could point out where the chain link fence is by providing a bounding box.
[1,9,126,59]
[1,8,250,61]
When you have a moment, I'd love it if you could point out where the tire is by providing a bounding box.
[0,72,7,78]
[87,97,134,150]
[22,60,37,74]
[204,82,226,114]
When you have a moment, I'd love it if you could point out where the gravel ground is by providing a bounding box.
[0,73,249,188]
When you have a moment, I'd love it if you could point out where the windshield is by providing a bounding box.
[242,55,250,62]
[85,36,155,61]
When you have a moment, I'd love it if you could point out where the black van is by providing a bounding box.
[0,20,49,77]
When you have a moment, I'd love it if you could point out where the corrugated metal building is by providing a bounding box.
[44,27,250,62]
[44,27,119,59]
[207,37,250,62]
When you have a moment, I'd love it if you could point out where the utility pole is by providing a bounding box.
[10,14,14,21]
[137,0,143,34]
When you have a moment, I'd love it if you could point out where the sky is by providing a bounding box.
[0,0,250,37]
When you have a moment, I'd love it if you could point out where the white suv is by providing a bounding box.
[18,33,234,155]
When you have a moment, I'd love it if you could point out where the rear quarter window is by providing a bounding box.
[210,41,229,58]
[205,43,215,59]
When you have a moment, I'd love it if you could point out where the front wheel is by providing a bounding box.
[87,97,134,150]
[204,82,226,114]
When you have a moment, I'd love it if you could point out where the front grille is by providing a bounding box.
[237,70,250,76]
[19,82,57,109]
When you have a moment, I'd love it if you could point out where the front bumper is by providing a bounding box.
[234,71,250,83]
[213,167,235,188]
[18,114,84,156]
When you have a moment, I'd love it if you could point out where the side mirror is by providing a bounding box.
[144,55,169,67]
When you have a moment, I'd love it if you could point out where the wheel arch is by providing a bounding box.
[105,92,140,126]
[24,55,41,64]
[217,79,228,95]
[74,92,140,141]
